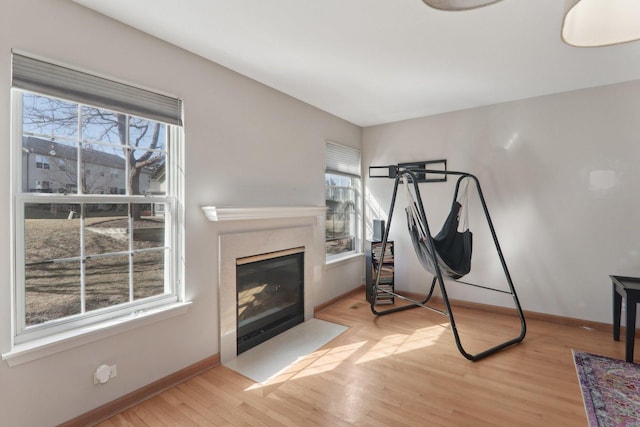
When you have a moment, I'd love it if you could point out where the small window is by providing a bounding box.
[35,154,50,169]
[325,141,361,261]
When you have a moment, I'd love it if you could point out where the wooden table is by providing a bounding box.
[611,275,640,362]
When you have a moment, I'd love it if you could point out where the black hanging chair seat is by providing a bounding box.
[406,179,472,280]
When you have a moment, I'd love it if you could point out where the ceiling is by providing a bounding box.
[73,0,640,127]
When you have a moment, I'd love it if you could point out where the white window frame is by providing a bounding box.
[325,141,362,262]
[8,54,186,348]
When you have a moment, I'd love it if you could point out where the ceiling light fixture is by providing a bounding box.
[562,0,640,47]
[422,0,503,11]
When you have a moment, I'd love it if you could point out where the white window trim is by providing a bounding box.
[2,301,191,367]
[9,67,186,355]
[325,251,364,267]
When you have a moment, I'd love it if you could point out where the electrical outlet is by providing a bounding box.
[94,364,117,385]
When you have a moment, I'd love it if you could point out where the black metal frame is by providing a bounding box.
[370,165,526,361]
[369,159,447,183]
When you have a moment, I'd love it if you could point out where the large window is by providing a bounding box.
[11,54,183,343]
[325,141,361,260]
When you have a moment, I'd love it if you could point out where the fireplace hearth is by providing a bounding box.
[236,248,304,354]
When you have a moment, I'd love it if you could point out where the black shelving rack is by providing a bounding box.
[366,240,394,305]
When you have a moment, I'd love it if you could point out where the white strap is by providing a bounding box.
[457,178,471,232]
[404,177,427,240]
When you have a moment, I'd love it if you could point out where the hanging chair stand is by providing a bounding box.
[369,165,526,361]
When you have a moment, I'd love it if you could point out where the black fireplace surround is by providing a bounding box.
[236,248,304,355]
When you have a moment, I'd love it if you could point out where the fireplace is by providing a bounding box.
[236,248,304,354]
[218,223,318,364]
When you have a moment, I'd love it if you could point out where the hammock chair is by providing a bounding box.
[406,176,472,280]
[370,165,526,361]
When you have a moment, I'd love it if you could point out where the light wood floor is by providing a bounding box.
[98,292,631,426]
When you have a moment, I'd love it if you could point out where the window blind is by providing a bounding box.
[12,52,183,126]
[326,141,361,177]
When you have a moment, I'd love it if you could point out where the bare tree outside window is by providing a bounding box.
[22,94,166,201]
[19,92,171,326]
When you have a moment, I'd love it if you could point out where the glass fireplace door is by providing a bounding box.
[236,248,304,354]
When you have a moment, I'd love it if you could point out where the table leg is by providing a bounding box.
[613,284,621,341]
[625,299,636,363]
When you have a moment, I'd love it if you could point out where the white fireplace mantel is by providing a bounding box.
[201,205,326,222]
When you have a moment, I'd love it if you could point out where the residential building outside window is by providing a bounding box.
[10,53,184,344]
[325,141,362,261]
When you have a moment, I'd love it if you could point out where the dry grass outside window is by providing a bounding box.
[24,216,166,326]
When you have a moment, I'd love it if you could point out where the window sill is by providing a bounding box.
[325,252,363,268]
[2,301,192,367]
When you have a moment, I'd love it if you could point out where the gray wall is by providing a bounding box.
[364,80,640,324]
[4,1,639,425]
[0,1,361,425]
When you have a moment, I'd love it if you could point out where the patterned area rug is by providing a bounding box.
[573,350,640,426]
